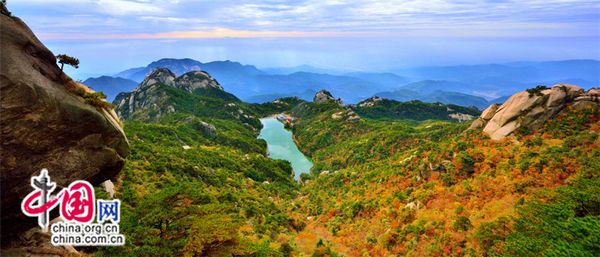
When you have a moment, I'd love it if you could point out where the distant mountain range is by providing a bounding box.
[375,81,498,109]
[262,65,354,75]
[112,58,410,104]
[85,58,599,109]
[83,76,138,101]
[392,59,600,98]
[116,58,263,83]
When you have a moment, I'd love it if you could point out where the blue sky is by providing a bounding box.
[7,0,600,78]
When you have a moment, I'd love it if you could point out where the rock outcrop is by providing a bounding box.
[140,67,176,87]
[183,116,217,137]
[313,89,342,105]
[331,109,361,122]
[468,104,500,130]
[114,68,231,120]
[114,68,178,119]
[448,112,475,122]
[101,180,116,198]
[470,84,599,140]
[175,70,223,92]
[357,96,383,107]
[0,5,129,251]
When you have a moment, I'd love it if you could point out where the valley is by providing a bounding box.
[258,117,313,181]
[101,66,599,256]
[1,3,599,257]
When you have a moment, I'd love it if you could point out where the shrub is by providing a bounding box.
[453,215,472,231]
[440,173,456,186]
[280,242,294,257]
[474,217,511,256]
[300,172,312,181]
[526,85,548,97]
[458,152,475,176]
[84,91,113,110]
[65,82,87,97]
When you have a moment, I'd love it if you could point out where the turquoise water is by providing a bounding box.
[258,117,313,180]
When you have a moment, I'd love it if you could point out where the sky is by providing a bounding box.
[7,0,600,78]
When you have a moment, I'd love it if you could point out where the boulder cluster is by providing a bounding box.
[331,109,361,122]
[314,90,360,122]
[470,84,599,140]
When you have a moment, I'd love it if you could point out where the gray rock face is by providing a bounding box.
[183,116,217,137]
[448,112,475,122]
[113,83,173,120]
[330,109,361,122]
[0,9,129,241]
[113,68,226,120]
[346,110,361,122]
[196,121,217,137]
[140,68,176,88]
[357,96,383,107]
[175,71,223,92]
[101,180,116,198]
[471,84,598,140]
[313,89,342,104]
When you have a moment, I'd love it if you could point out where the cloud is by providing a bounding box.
[36,20,588,41]
[9,0,600,39]
[37,28,376,40]
[95,0,166,15]
[11,0,172,15]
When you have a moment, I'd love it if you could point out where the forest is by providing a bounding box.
[97,82,598,256]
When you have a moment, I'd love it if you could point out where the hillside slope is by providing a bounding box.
[352,97,480,122]
[105,69,303,256]
[285,86,599,256]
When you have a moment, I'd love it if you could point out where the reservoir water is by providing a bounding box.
[258,117,313,180]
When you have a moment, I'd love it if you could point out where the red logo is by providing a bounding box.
[22,169,95,231]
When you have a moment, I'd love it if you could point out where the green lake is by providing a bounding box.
[258,117,313,180]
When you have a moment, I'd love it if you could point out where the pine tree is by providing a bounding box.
[56,54,79,70]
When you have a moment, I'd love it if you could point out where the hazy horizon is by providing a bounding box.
[74,57,600,79]
[7,0,600,78]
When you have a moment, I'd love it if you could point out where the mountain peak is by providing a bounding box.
[140,68,176,88]
[149,58,202,67]
[313,89,342,104]
[176,70,223,91]
[138,68,225,93]
[114,68,240,120]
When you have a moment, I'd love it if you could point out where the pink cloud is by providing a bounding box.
[37,28,375,40]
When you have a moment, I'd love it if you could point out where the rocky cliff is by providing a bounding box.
[114,68,237,120]
[470,84,599,140]
[0,6,129,251]
[313,89,342,105]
